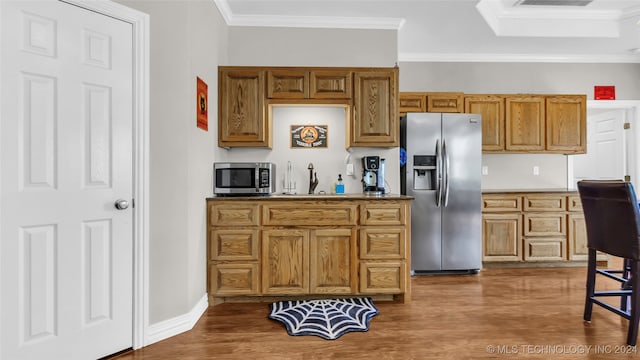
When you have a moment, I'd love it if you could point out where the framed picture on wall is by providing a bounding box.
[290,125,328,148]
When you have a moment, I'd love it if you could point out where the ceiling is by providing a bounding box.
[214,0,640,63]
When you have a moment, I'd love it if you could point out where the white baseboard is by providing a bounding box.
[144,293,209,346]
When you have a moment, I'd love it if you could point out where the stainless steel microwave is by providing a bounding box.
[213,162,276,196]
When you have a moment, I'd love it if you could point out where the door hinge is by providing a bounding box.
[624,122,631,130]
[625,175,631,182]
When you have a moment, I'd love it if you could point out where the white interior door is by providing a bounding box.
[571,109,626,185]
[1,1,134,359]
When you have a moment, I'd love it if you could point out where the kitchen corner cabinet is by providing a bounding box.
[219,66,397,148]
[350,69,399,147]
[482,192,606,266]
[207,196,412,305]
[218,69,269,147]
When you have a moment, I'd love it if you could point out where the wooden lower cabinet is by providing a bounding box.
[482,192,601,266]
[261,228,309,295]
[482,213,522,262]
[207,197,411,304]
[309,228,357,294]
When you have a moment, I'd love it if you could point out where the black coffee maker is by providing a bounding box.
[362,156,385,195]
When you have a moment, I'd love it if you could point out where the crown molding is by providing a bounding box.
[398,52,640,63]
[213,0,404,30]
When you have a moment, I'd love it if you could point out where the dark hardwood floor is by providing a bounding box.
[115,259,639,359]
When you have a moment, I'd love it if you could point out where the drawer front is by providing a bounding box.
[524,237,566,261]
[426,93,463,113]
[523,195,565,212]
[266,70,308,99]
[359,227,406,260]
[482,195,522,212]
[309,70,352,99]
[262,203,357,226]
[209,203,260,226]
[359,261,405,294]
[209,263,260,296]
[567,195,582,211]
[360,203,406,225]
[210,229,259,261]
[524,213,566,236]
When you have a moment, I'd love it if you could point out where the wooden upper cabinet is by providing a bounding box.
[309,70,352,99]
[351,69,399,147]
[546,95,586,154]
[218,69,269,147]
[505,95,545,152]
[399,92,427,116]
[266,70,308,99]
[464,95,505,152]
[427,92,463,113]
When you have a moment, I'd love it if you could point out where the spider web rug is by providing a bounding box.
[268,297,379,340]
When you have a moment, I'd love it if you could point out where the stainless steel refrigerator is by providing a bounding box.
[401,112,482,274]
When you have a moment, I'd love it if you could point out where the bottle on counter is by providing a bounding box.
[335,174,345,194]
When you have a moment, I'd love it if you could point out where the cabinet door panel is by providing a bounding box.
[309,228,356,294]
[483,213,522,262]
[546,95,586,153]
[262,229,309,295]
[505,96,545,151]
[465,95,505,151]
[219,69,269,147]
[351,70,398,147]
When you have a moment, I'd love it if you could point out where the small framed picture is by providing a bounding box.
[290,125,328,148]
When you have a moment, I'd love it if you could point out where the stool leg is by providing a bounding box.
[627,260,640,346]
[622,258,632,312]
[584,249,597,322]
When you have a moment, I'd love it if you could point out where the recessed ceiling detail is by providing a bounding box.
[515,0,593,6]
[477,0,622,37]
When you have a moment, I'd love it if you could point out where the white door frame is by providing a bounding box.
[60,0,150,350]
[568,100,640,189]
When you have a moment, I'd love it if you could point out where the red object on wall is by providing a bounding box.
[594,86,615,100]
[197,77,208,131]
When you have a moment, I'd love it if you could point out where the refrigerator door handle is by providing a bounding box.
[435,139,442,207]
[443,139,450,207]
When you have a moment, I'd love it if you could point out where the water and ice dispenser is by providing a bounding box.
[413,155,437,190]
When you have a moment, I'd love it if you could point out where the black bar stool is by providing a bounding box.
[578,180,640,346]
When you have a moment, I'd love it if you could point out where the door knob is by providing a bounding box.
[114,199,129,210]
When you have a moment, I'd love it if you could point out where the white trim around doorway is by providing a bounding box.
[567,100,640,189]
[60,0,150,350]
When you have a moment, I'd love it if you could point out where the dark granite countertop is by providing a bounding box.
[206,193,414,201]
[482,188,577,194]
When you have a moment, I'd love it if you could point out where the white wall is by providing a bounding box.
[114,0,227,325]
[400,61,640,189]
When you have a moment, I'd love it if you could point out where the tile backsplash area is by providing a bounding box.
[221,105,399,195]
